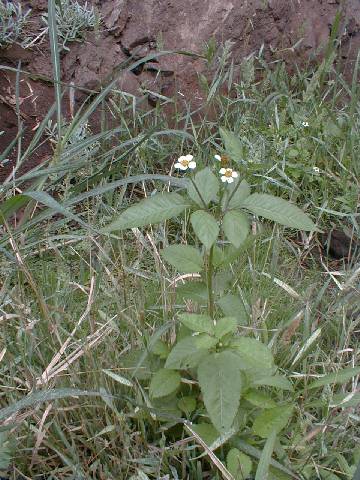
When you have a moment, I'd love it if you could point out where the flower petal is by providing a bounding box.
[188,161,197,169]
[219,168,226,174]
[221,176,227,183]
[232,171,239,178]
[227,177,234,183]
[179,164,188,170]
[185,154,194,161]
[174,163,181,169]
[214,155,221,161]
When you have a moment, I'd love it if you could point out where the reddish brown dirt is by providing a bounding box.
[1,0,360,181]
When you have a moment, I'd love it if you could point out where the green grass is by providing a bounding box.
[0,19,359,479]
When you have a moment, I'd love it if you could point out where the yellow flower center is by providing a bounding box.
[224,169,232,177]
[181,159,189,166]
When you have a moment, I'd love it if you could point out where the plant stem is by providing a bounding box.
[207,245,214,318]
[223,177,242,212]
[189,176,208,210]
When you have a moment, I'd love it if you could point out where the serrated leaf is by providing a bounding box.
[192,423,219,446]
[178,396,197,415]
[253,375,293,391]
[223,210,250,248]
[198,351,242,432]
[242,193,318,231]
[191,210,219,250]
[214,317,237,339]
[176,281,208,303]
[253,405,293,438]
[224,179,251,210]
[220,127,243,164]
[165,336,210,370]
[149,369,181,398]
[194,334,218,350]
[217,294,248,326]
[161,245,203,273]
[102,193,189,232]
[179,313,214,335]
[307,366,360,390]
[244,390,277,408]
[227,448,253,479]
[230,337,275,378]
[187,168,219,207]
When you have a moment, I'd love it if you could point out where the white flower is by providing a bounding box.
[313,166,320,174]
[302,121,309,127]
[219,167,238,184]
[174,154,196,171]
[214,154,222,161]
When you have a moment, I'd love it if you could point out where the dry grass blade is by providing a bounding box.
[185,423,234,480]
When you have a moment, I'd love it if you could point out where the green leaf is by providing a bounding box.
[223,210,250,248]
[0,432,12,470]
[102,193,189,232]
[187,168,219,207]
[161,245,203,273]
[191,210,219,250]
[230,337,275,378]
[227,448,253,479]
[255,430,277,480]
[253,405,293,438]
[220,127,243,164]
[244,390,277,408]
[192,423,219,446]
[307,366,360,390]
[242,193,318,231]
[176,281,208,303]
[151,340,170,359]
[198,351,242,432]
[179,313,214,335]
[165,336,210,370]
[195,334,218,350]
[0,194,29,225]
[149,369,181,398]
[224,179,251,210]
[178,396,197,415]
[253,375,293,391]
[217,294,248,326]
[214,317,238,339]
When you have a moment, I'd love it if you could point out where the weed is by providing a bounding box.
[42,0,101,51]
[0,0,31,48]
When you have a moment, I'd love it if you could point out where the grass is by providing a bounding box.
[0,14,359,480]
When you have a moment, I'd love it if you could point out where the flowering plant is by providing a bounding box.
[101,128,319,471]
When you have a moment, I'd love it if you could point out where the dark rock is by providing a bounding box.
[320,229,359,260]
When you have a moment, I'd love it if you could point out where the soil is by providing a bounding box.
[1,0,360,181]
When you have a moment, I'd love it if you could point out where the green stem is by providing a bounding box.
[189,176,208,210]
[207,245,214,318]
[223,176,242,212]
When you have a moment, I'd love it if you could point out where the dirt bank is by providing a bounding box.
[1,0,359,180]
